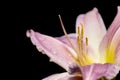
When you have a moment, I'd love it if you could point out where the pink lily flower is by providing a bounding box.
[26,6,120,80]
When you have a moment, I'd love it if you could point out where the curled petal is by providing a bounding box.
[105,64,120,79]
[68,63,81,74]
[99,6,120,64]
[76,8,106,63]
[42,72,82,80]
[80,64,120,80]
[26,29,77,72]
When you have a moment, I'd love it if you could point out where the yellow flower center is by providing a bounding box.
[105,45,115,63]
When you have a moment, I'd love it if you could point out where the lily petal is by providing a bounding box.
[80,63,120,80]
[76,8,106,63]
[105,64,120,79]
[99,6,120,64]
[56,33,78,50]
[26,29,77,71]
[116,45,120,66]
[42,72,82,80]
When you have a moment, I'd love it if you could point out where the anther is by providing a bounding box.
[86,37,88,46]
[80,23,84,39]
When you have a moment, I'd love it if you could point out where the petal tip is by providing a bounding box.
[91,7,99,15]
[117,6,120,11]
[93,7,98,12]
[26,29,33,37]
[26,30,31,37]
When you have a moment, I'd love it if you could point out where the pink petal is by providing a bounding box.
[42,72,82,80]
[116,45,120,66]
[76,8,106,59]
[26,29,77,71]
[112,27,120,65]
[80,64,120,80]
[105,64,120,79]
[56,33,78,50]
[99,6,120,65]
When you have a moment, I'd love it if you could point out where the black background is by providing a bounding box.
[11,0,120,80]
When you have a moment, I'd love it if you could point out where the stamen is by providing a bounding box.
[77,24,85,65]
[86,37,88,46]
[77,35,83,65]
[58,15,78,56]
[58,15,89,66]
[85,37,89,64]
[80,23,84,39]
[77,26,81,35]
[77,24,89,66]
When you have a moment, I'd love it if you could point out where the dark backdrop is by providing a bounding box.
[12,0,120,80]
